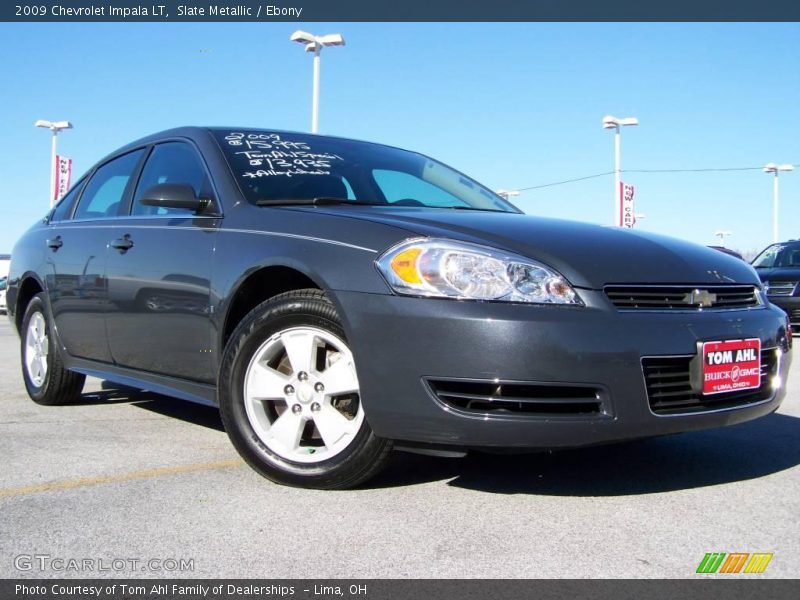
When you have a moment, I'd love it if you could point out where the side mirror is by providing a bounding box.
[139,183,210,213]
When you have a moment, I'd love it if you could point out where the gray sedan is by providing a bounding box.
[6,127,792,488]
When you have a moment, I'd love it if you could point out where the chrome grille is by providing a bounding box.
[765,281,797,297]
[605,285,759,310]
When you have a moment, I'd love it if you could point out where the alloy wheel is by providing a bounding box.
[24,311,49,388]
[243,326,363,463]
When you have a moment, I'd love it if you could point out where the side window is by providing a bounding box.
[50,178,85,222]
[74,150,145,220]
[132,142,212,216]
[372,169,467,208]
[788,250,800,267]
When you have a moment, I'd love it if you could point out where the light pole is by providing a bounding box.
[763,163,794,243]
[35,119,72,206]
[714,230,733,247]
[602,115,638,226]
[495,189,520,201]
[290,30,345,134]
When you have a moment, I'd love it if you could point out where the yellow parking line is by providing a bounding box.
[0,459,244,498]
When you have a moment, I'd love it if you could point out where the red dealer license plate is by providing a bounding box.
[702,339,761,395]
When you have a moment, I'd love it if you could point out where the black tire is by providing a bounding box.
[219,289,392,489]
[20,293,85,406]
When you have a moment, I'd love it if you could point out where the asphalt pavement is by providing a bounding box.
[0,317,798,578]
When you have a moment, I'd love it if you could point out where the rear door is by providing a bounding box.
[105,141,220,383]
[46,149,145,362]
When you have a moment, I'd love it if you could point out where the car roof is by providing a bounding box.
[107,126,421,164]
[763,240,800,249]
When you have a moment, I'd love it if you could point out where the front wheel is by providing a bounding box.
[21,293,85,405]
[219,289,392,489]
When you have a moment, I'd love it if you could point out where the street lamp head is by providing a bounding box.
[317,33,345,47]
[602,115,618,129]
[495,189,520,199]
[290,30,316,44]
[602,115,639,129]
[763,163,791,173]
[35,119,72,131]
[291,31,345,52]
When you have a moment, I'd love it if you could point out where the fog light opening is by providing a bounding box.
[771,374,782,391]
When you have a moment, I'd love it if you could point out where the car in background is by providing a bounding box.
[709,245,744,260]
[753,240,800,332]
[5,127,794,489]
[0,277,7,314]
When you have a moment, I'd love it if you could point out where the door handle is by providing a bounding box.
[46,236,63,251]
[110,235,134,253]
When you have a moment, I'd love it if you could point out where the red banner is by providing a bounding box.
[54,155,72,202]
[619,181,636,228]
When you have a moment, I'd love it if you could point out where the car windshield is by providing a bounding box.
[0,279,6,291]
[752,243,800,268]
[213,130,519,213]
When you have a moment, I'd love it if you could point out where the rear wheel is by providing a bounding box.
[219,289,392,489]
[21,293,85,405]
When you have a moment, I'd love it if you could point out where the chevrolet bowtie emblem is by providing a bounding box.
[685,289,717,307]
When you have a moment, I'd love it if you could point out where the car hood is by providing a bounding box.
[754,268,800,282]
[300,207,760,289]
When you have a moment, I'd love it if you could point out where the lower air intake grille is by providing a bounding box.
[426,379,607,417]
[642,349,778,415]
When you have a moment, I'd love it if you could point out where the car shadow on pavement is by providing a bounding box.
[369,412,800,496]
[73,382,800,495]
[73,384,156,405]
[74,381,225,432]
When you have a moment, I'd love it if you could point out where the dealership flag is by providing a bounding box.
[54,155,72,202]
[619,182,636,228]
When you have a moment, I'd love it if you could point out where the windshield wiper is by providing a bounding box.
[256,197,380,207]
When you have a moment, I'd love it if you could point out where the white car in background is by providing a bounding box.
[0,254,9,314]
[0,277,7,314]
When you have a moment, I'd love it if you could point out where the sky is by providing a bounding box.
[0,22,798,256]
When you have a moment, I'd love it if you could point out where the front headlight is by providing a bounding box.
[376,238,582,304]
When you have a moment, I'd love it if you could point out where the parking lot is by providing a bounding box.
[0,316,798,579]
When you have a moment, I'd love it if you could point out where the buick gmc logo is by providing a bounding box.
[684,289,717,307]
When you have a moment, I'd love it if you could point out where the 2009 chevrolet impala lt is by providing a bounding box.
[7,127,792,488]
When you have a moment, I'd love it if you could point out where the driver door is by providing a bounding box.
[104,141,220,383]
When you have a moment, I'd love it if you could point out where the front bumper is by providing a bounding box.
[333,289,792,449]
